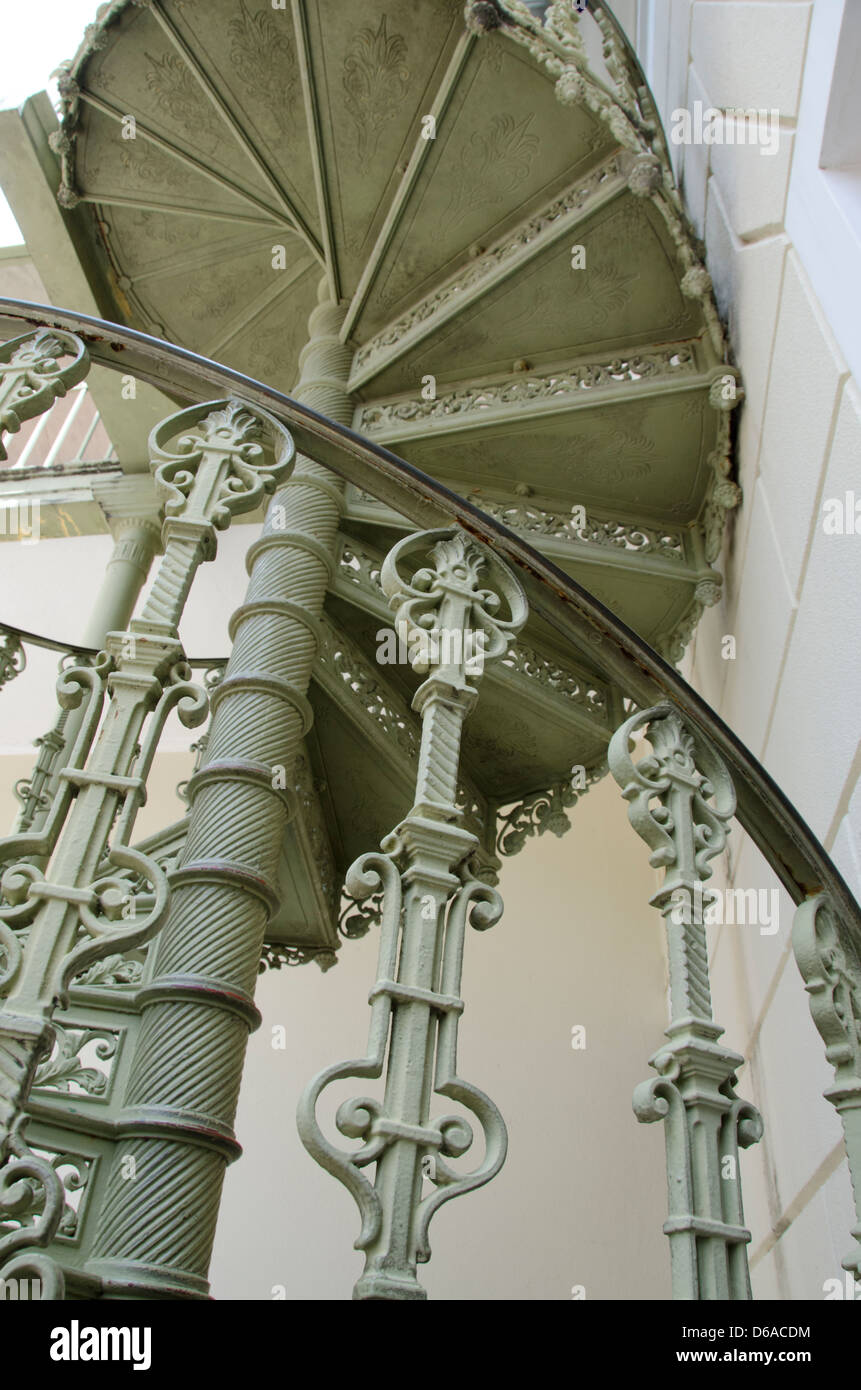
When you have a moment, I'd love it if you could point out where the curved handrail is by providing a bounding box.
[0,298,857,935]
[0,620,225,671]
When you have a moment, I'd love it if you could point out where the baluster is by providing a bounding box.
[13,654,80,836]
[298,526,527,1300]
[608,703,763,1299]
[0,328,89,461]
[0,396,292,1295]
[792,893,861,1280]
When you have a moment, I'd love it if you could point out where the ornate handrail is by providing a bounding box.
[0,298,854,933]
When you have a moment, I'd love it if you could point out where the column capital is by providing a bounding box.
[91,475,163,550]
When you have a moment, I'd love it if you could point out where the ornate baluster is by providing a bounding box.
[792,894,861,1279]
[13,653,85,836]
[0,396,292,1295]
[0,328,89,460]
[298,527,527,1300]
[608,704,762,1299]
[0,633,25,693]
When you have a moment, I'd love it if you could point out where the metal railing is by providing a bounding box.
[0,298,858,1302]
[2,379,115,471]
[0,297,851,924]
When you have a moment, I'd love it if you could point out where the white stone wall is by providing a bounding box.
[625,0,861,1299]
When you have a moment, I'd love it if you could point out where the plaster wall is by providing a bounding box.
[625,0,861,1300]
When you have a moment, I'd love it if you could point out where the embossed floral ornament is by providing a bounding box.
[343,15,411,170]
[609,703,735,887]
[627,154,663,196]
[556,65,587,105]
[443,112,541,229]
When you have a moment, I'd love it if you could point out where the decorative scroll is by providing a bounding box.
[149,399,292,536]
[316,613,420,762]
[792,894,861,1277]
[0,1139,92,1244]
[0,329,89,461]
[609,704,762,1299]
[481,501,685,562]
[335,536,610,719]
[352,152,624,376]
[339,882,384,942]
[258,943,338,974]
[501,640,608,713]
[0,1128,67,1297]
[496,760,607,855]
[32,1024,120,1098]
[356,347,698,434]
[70,950,146,990]
[298,528,527,1300]
[0,396,294,1291]
[0,633,25,691]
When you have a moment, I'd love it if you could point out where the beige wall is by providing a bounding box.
[629,0,861,1298]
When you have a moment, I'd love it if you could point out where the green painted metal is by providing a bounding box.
[0,298,859,1298]
[792,895,861,1280]
[0,327,89,460]
[298,526,527,1299]
[85,281,349,1298]
[44,0,738,679]
[609,705,762,1299]
[0,393,292,1297]
[21,520,163,843]
[0,633,24,691]
[1,301,851,936]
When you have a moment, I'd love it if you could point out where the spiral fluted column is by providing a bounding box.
[87,280,353,1298]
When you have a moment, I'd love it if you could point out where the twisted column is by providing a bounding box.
[87,279,353,1299]
[0,396,289,1299]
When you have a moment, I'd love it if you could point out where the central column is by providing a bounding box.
[87,279,353,1298]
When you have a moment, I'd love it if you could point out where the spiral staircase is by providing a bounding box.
[29,0,743,964]
[8,2,843,1308]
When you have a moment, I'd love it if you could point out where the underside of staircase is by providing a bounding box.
[38,0,741,962]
